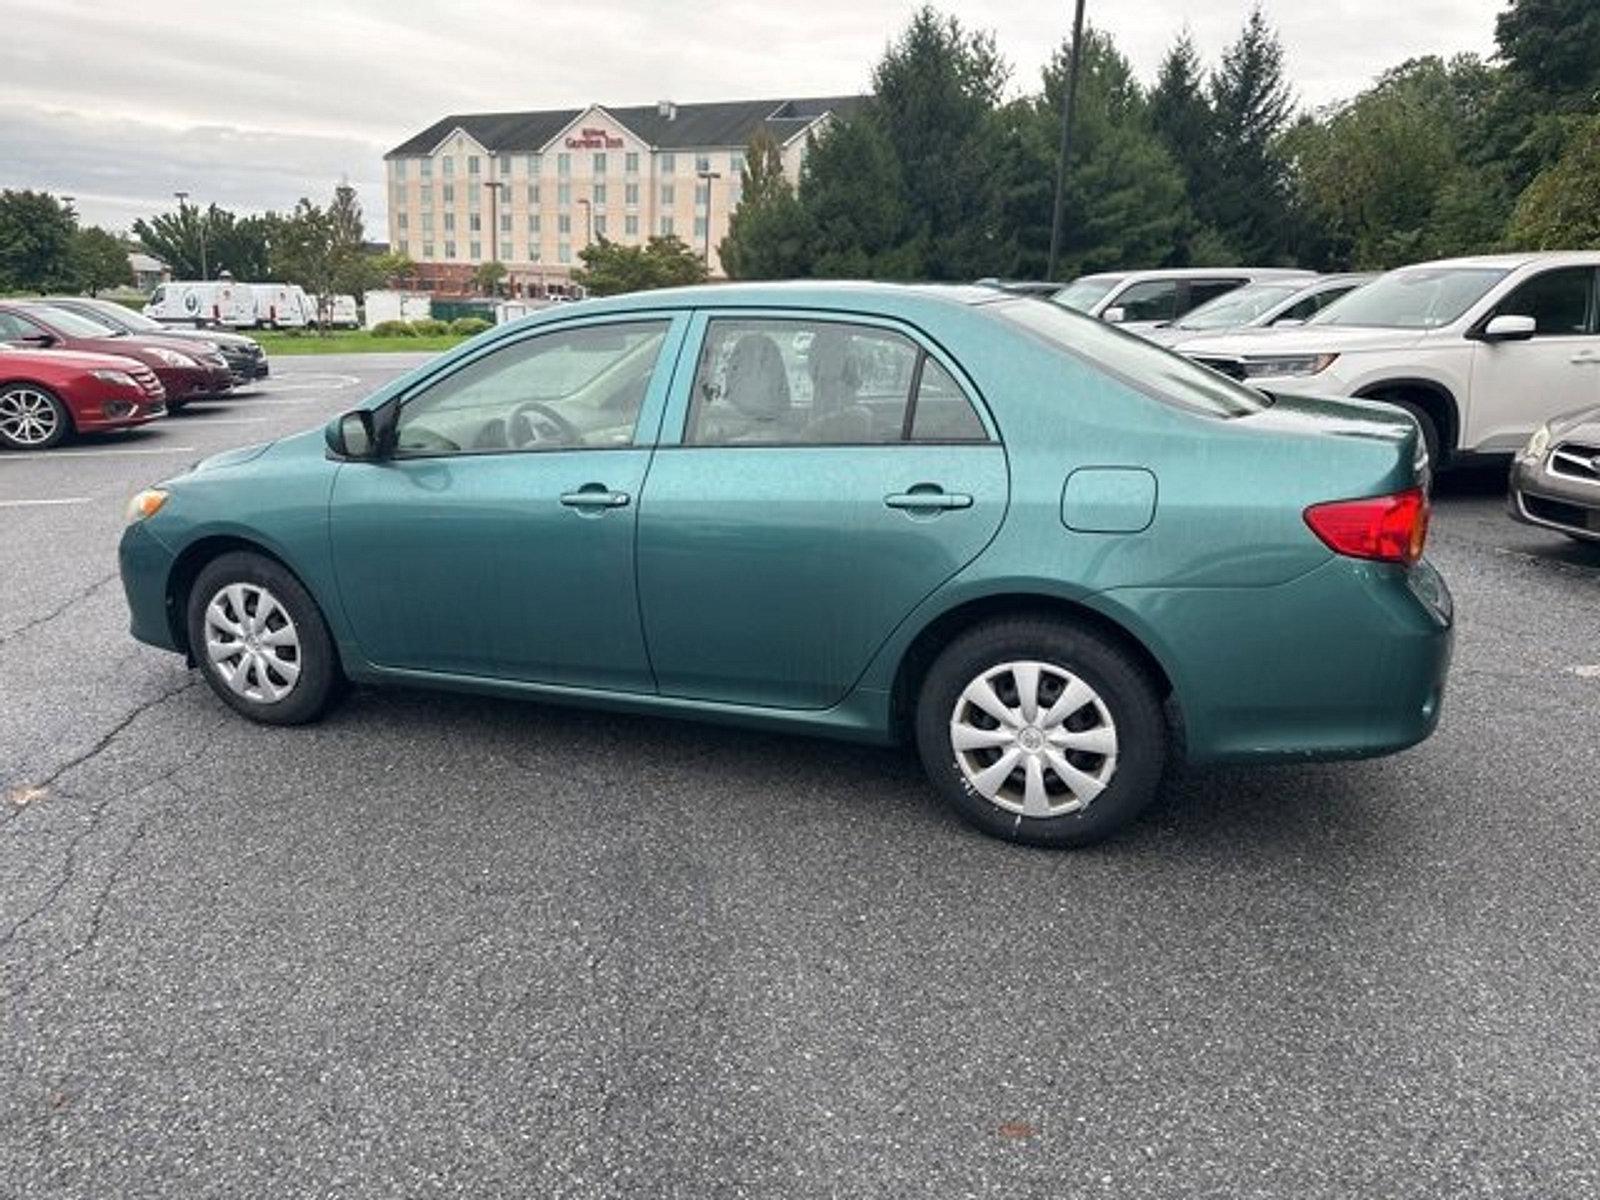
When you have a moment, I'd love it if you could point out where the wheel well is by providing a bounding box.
[164,535,297,656]
[888,594,1177,745]
[1355,380,1460,458]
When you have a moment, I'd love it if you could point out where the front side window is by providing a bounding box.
[1491,267,1596,335]
[1052,276,1120,313]
[1109,280,1179,323]
[394,320,670,457]
[685,318,986,446]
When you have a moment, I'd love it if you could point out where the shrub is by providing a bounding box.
[448,317,492,336]
[410,318,450,336]
[370,320,417,337]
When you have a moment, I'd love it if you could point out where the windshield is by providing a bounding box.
[24,304,125,338]
[1052,277,1120,313]
[1310,267,1508,329]
[995,298,1269,418]
[1177,283,1304,330]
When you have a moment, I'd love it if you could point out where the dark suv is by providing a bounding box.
[44,297,269,383]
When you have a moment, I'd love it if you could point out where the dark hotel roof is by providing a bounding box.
[386,95,868,158]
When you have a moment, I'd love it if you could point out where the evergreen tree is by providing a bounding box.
[1508,116,1600,249]
[800,116,917,278]
[1207,5,1296,262]
[719,130,815,279]
[1148,32,1228,261]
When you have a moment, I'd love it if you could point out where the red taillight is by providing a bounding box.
[1304,488,1429,565]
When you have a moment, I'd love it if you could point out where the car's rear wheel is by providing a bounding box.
[0,383,70,449]
[186,551,342,725]
[915,618,1168,847]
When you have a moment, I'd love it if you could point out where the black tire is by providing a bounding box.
[0,382,71,450]
[1387,397,1443,474]
[185,551,342,725]
[914,618,1169,848]
[166,398,190,413]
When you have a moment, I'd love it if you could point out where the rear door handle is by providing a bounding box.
[885,487,973,511]
[560,486,630,509]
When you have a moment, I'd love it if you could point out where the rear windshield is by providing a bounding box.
[994,298,1270,418]
[1051,277,1120,313]
[1310,267,1508,329]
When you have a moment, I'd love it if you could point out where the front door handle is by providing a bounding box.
[560,485,630,509]
[885,486,973,512]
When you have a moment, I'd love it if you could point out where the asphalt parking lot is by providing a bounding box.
[3,355,1598,1198]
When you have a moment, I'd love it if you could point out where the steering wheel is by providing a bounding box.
[506,400,581,449]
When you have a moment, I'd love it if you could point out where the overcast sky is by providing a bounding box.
[1,0,1500,234]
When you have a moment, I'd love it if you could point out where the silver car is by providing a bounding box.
[1143,274,1377,348]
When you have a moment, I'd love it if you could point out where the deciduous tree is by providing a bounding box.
[573,235,708,295]
[0,190,76,292]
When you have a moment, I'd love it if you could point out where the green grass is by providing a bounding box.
[253,331,469,355]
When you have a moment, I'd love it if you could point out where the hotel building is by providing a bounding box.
[384,95,863,295]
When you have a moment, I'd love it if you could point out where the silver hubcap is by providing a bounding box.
[204,583,301,703]
[0,389,60,446]
[950,660,1118,818]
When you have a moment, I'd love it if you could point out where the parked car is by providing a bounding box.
[0,302,232,411]
[1509,406,1600,544]
[43,296,268,383]
[0,344,165,449]
[1050,268,1316,336]
[1180,252,1600,468]
[1142,274,1376,347]
[144,280,257,328]
[119,283,1452,848]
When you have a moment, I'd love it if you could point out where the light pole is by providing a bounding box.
[484,178,504,292]
[696,170,721,272]
[1046,0,1088,282]
[174,189,208,280]
[575,197,592,249]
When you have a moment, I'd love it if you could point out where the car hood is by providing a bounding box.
[0,344,148,372]
[1180,324,1431,357]
[191,439,277,473]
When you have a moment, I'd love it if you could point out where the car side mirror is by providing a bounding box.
[1480,314,1536,342]
[326,409,378,459]
[1103,306,1127,324]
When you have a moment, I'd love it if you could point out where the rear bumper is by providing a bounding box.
[1106,555,1454,766]
[119,520,182,652]
[1509,455,1600,542]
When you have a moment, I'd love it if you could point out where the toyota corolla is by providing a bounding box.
[119,283,1453,846]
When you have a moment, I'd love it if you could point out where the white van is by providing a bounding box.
[318,294,359,328]
[144,281,256,328]
[250,283,314,329]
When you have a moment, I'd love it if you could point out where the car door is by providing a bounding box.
[635,312,1008,710]
[1467,266,1600,451]
[328,313,686,690]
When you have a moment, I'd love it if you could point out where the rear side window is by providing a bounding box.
[1109,280,1178,322]
[1493,268,1596,336]
[994,298,1270,419]
[686,318,988,446]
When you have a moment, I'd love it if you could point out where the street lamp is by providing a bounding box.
[575,197,592,249]
[1046,0,1088,281]
[696,170,721,271]
[174,189,208,281]
[484,178,504,287]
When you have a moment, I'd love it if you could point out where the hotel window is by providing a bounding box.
[529,244,541,262]
[661,183,675,206]
[558,213,571,234]
[445,240,456,258]
[470,213,481,232]
[694,216,707,240]
[594,215,607,237]
[625,152,639,174]
[659,215,674,236]
[420,158,432,179]
[527,183,539,204]
[528,214,541,233]
[593,183,606,206]
[470,240,481,260]
[526,153,541,174]
[421,212,433,232]
[443,183,455,204]
[499,236,515,258]
[695,182,709,208]
[468,155,480,175]
[557,153,571,176]
[443,155,454,175]
[659,152,675,173]
[444,213,456,231]
[593,153,606,175]
[422,241,434,258]
[558,243,571,264]
[558,182,571,206]
[468,186,480,209]
[625,182,639,206]
[730,150,745,175]
[625,214,639,236]
[393,158,407,181]
[420,186,432,209]
[500,213,512,233]
[397,212,408,230]
[695,154,711,174]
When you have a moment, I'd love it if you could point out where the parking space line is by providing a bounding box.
[178,417,268,425]
[0,446,197,462]
[0,496,93,507]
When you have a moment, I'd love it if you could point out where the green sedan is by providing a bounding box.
[119,283,1453,847]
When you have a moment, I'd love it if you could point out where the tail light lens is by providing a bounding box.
[1304,488,1430,565]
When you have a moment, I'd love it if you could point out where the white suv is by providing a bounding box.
[1180,252,1600,467]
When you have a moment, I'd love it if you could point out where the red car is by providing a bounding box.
[0,345,167,449]
[0,301,232,411]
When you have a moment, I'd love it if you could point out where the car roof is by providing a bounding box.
[1070,267,1315,284]
[1392,250,1600,271]
[545,280,1007,319]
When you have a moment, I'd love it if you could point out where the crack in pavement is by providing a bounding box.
[0,571,120,648]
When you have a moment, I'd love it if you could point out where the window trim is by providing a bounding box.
[664,309,998,450]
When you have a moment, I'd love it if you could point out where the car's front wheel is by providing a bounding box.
[0,383,70,450]
[915,618,1169,847]
[186,551,342,725]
